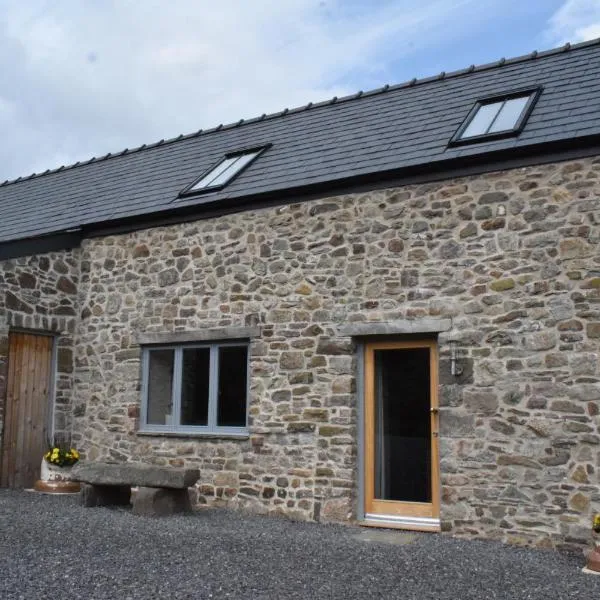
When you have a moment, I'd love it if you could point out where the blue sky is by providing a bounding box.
[0,0,598,181]
[328,1,566,89]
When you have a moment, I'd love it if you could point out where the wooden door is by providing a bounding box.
[0,332,54,488]
[364,340,440,531]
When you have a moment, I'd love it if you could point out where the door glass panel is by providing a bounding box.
[374,348,431,503]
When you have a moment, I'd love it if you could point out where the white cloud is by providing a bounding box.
[546,0,600,44]
[0,0,482,180]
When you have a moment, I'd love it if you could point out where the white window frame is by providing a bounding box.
[139,341,250,436]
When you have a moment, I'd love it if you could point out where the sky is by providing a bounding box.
[0,0,599,181]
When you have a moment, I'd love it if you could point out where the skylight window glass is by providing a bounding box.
[488,96,530,134]
[461,103,502,138]
[190,156,242,191]
[207,152,258,188]
[454,90,538,144]
[186,148,264,194]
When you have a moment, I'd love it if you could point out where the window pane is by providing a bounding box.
[461,102,502,138]
[217,346,248,427]
[208,151,259,187]
[190,156,240,190]
[488,96,530,133]
[147,350,174,425]
[181,348,210,426]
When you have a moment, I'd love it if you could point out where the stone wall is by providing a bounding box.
[0,250,79,451]
[68,155,600,549]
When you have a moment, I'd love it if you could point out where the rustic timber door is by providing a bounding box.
[363,340,440,531]
[0,332,54,488]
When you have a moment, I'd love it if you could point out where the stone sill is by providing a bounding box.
[137,430,250,441]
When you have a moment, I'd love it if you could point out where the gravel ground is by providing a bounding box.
[1,489,598,600]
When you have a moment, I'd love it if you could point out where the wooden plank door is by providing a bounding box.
[0,332,54,489]
[364,340,440,531]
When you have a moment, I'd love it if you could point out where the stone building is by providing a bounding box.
[1,40,599,550]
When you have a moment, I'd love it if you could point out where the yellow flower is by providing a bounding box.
[594,514,600,532]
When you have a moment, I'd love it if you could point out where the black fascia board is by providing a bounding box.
[448,86,543,147]
[0,230,82,261]
[177,144,272,198]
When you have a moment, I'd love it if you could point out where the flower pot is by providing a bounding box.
[34,459,80,494]
[584,531,600,575]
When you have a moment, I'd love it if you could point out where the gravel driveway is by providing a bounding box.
[0,489,598,599]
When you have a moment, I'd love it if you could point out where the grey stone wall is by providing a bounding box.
[0,251,79,450]
[0,156,597,548]
[69,156,600,549]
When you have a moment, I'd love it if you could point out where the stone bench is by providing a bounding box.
[72,463,200,517]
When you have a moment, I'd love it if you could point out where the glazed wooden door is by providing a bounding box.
[364,340,440,531]
[0,332,54,488]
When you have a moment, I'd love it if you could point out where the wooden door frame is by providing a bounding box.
[362,339,440,531]
[0,330,57,488]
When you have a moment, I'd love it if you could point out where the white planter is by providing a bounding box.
[34,459,80,494]
[584,534,600,575]
[41,459,75,482]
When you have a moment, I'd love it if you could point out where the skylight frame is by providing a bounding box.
[179,144,271,197]
[449,87,542,146]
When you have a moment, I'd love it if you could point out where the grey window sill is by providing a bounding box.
[137,430,250,440]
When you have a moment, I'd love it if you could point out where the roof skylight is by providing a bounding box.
[451,88,541,145]
[181,147,267,196]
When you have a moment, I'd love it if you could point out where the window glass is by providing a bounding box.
[459,93,533,141]
[190,156,240,191]
[208,152,258,187]
[488,96,529,133]
[143,343,249,433]
[181,348,210,426]
[187,149,261,192]
[461,102,502,138]
[147,350,175,425]
[217,346,248,427]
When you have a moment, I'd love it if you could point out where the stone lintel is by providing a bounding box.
[136,326,260,346]
[338,318,452,337]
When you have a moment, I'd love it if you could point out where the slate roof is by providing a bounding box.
[1,39,600,245]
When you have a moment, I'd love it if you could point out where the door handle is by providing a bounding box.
[430,408,439,414]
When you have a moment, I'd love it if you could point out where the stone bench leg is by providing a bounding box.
[80,483,131,507]
[132,487,192,517]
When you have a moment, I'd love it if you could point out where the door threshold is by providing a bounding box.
[362,513,441,532]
